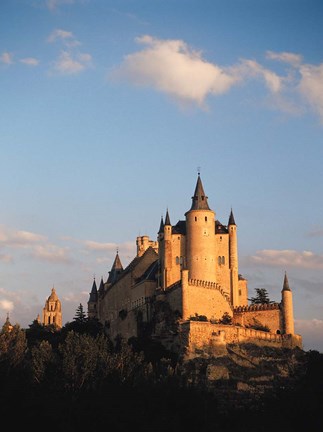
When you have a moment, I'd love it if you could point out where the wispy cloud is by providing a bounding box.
[20,57,40,66]
[47,29,80,47]
[0,225,72,264]
[47,29,92,75]
[0,52,14,65]
[295,318,323,352]
[46,0,75,12]
[299,63,323,123]
[266,50,303,66]
[308,229,323,237]
[84,240,118,251]
[110,37,323,122]
[248,249,323,270]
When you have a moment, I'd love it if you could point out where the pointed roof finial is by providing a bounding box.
[189,173,210,211]
[283,271,291,291]
[197,166,201,176]
[228,207,236,225]
[158,215,164,234]
[165,208,171,225]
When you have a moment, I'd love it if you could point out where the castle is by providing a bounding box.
[88,174,302,357]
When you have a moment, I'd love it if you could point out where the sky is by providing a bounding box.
[0,0,322,352]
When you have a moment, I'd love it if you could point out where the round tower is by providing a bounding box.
[281,272,295,334]
[185,174,216,282]
[228,209,239,306]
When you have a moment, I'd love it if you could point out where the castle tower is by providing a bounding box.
[228,209,239,307]
[185,174,216,282]
[107,251,123,284]
[281,272,295,334]
[42,287,62,328]
[87,277,98,319]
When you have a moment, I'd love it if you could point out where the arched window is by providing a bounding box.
[221,256,225,265]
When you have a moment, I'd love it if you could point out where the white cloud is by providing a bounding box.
[51,50,92,75]
[0,226,47,247]
[47,29,80,47]
[46,0,75,11]
[299,63,323,123]
[110,35,239,107]
[84,240,117,251]
[248,249,323,269]
[295,319,323,352]
[266,51,303,66]
[0,299,14,312]
[20,57,39,66]
[31,244,71,263]
[236,59,283,93]
[1,52,14,65]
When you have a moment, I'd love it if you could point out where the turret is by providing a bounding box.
[228,208,239,307]
[160,209,172,289]
[185,174,216,282]
[107,251,123,284]
[281,272,295,334]
[88,277,98,319]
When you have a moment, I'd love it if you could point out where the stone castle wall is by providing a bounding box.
[233,304,282,334]
[173,321,303,358]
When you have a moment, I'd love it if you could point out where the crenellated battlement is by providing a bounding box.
[188,278,231,303]
[234,303,280,312]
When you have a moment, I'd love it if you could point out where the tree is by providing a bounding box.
[249,288,273,304]
[74,303,87,323]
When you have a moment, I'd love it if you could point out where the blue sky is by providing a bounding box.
[0,0,322,352]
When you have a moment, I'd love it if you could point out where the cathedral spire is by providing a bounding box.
[190,173,210,210]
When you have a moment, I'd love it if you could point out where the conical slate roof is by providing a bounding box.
[189,174,210,211]
[107,252,124,284]
[165,209,171,225]
[228,208,236,225]
[89,278,98,302]
[283,272,291,291]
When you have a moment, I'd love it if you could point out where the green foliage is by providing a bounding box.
[189,313,208,322]
[74,303,87,323]
[0,324,27,368]
[249,288,273,304]
[219,312,232,325]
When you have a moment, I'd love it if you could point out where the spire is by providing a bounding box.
[107,251,124,284]
[98,276,104,294]
[158,216,164,234]
[228,208,236,225]
[282,271,291,291]
[165,209,171,225]
[190,173,210,210]
[89,277,98,302]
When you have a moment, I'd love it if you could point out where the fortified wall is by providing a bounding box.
[157,320,303,359]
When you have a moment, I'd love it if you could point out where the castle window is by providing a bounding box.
[221,256,225,265]
[176,256,180,265]
[218,256,221,265]
[205,216,207,222]
[195,217,197,221]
